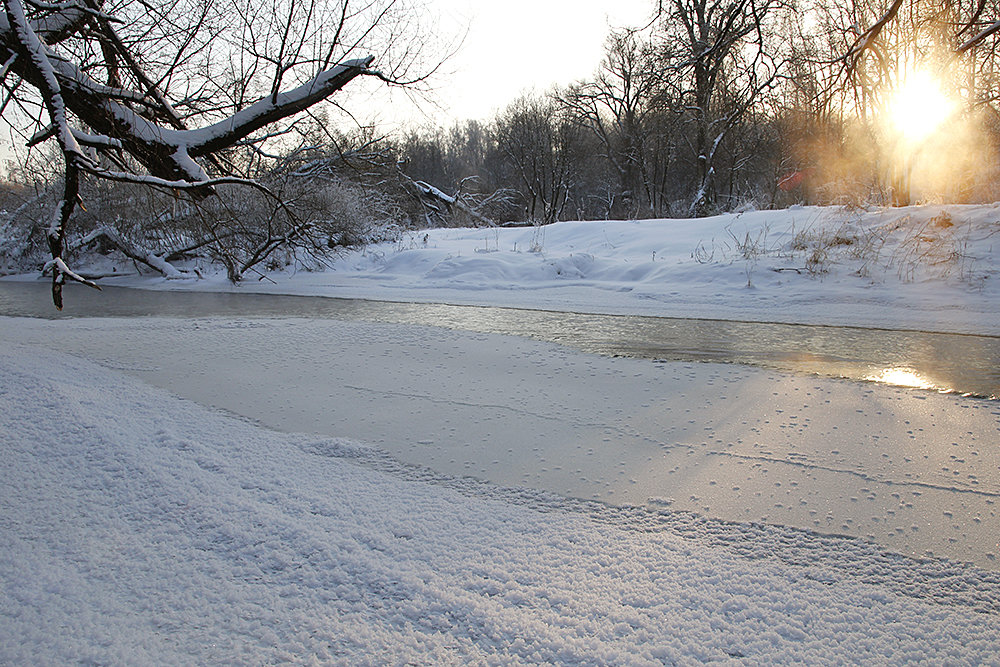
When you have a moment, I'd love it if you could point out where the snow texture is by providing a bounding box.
[1,343,999,664]
[2,205,1000,662]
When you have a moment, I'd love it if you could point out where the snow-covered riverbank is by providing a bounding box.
[86,204,1000,335]
[4,313,999,568]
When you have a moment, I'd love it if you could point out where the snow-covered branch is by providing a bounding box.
[42,255,101,288]
[843,0,904,68]
[187,57,375,157]
[2,0,377,184]
[71,227,192,278]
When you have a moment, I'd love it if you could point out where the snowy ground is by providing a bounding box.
[3,342,1000,664]
[2,205,1000,662]
[88,203,1000,334]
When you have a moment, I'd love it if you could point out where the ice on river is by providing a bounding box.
[3,314,999,573]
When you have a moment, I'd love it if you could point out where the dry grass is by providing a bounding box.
[784,210,995,286]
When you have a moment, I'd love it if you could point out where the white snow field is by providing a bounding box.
[2,205,1000,662]
[101,204,1000,334]
[3,342,1000,664]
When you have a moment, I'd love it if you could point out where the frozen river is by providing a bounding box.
[3,280,999,397]
[2,280,999,568]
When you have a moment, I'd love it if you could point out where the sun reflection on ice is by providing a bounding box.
[864,367,939,391]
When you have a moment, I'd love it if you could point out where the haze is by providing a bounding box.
[394,0,654,126]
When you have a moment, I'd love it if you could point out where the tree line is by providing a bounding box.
[400,0,1000,223]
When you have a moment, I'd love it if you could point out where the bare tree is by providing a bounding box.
[779,0,1000,205]
[657,0,787,215]
[562,28,673,218]
[493,93,579,224]
[0,0,436,307]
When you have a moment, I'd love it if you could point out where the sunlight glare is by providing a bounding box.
[889,71,955,143]
[864,367,936,390]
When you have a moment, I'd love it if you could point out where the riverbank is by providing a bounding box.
[55,203,1000,336]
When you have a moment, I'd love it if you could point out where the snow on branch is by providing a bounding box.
[43,256,101,289]
[3,0,83,160]
[3,39,375,186]
[843,0,904,69]
[28,124,122,149]
[187,57,375,157]
[414,180,456,204]
[24,0,112,17]
[1,0,387,307]
[77,227,190,278]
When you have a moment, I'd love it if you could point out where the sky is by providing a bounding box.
[375,0,656,129]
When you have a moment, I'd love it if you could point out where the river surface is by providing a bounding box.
[4,279,1000,568]
[2,280,998,398]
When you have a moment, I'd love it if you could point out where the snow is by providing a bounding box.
[97,204,1000,335]
[3,0,85,165]
[43,255,97,287]
[2,205,1000,661]
[415,179,458,203]
[2,341,999,664]
[181,56,375,157]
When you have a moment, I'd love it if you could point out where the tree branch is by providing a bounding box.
[188,56,375,157]
[957,19,1000,54]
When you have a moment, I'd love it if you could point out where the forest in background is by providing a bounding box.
[398,0,1000,222]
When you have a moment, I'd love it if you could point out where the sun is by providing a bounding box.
[888,70,955,143]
